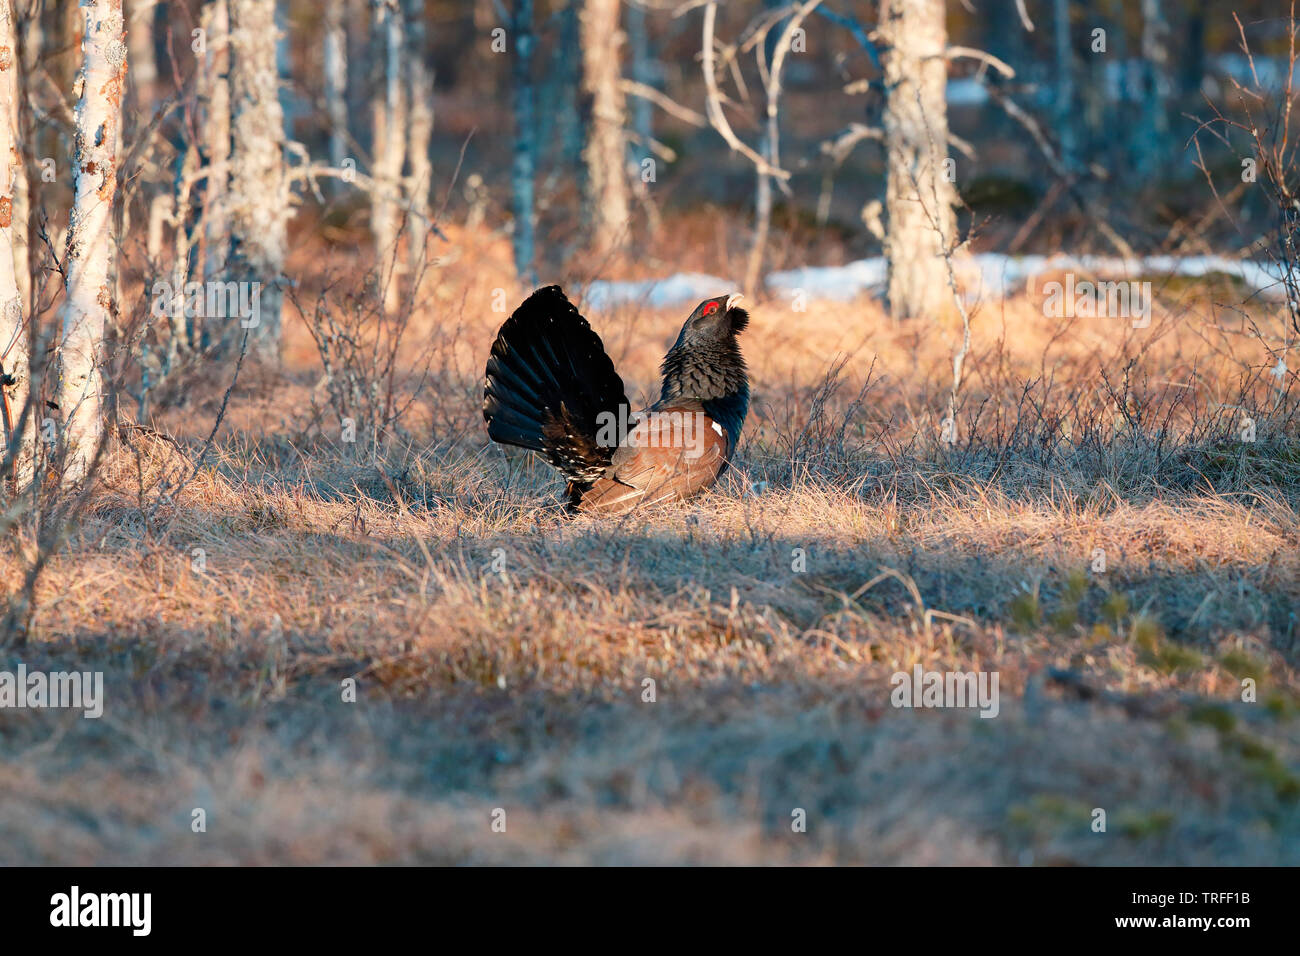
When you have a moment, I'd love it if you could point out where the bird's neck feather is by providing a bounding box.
[659,339,747,403]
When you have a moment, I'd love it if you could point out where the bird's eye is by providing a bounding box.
[703,302,719,315]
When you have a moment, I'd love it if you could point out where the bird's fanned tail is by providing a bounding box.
[483,285,631,485]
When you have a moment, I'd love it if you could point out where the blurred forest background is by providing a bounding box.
[6,0,1298,346]
[3,0,1297,445]
[1,0,1296,411]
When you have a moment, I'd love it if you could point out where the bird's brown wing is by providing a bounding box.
[576,408,729,515]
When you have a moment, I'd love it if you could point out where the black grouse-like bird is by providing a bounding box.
[483,285,750,515]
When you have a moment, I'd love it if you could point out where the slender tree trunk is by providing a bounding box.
[226,0,289,361]
[126,0,157,98]
[1080,0,1107,162]
[189,0,230,357]
[553,0,582,173]
[59,0,127,484]
[323,0,348,170]
[625,0,661,238]
[879,0,956,320]
[579,0,629,257]
[1108,3,1129,174]
[0,0,32,488]
[1136,0,1170,175]
[345,0,368,146]
[626,1,651,157]
[369,0,405,313]
[746,0,795,298]
[1181,0,1205,100]
[1053,0,1076,170]
[10,0,30,317]
[510,0,535,283]
[274,1,294,134]
[472,0,498,101]
[404,0,433,278]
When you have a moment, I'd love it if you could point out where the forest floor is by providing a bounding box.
[2,225,1299,864]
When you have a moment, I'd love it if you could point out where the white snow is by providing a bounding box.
[581,253,1292,312]
[765,258,887,302]
[945,77,990,107]
[952,252,1290,302]
[584,272,734,310]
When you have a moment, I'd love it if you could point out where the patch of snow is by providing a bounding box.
[770,253,1291,304]
[946,77,989,107]
[765,259,888,303]
[584,272,733,311]
[581,254,1291,312]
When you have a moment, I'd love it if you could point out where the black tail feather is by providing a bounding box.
[483,286,630,483]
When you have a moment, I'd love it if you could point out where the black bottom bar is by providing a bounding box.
[2,866,1283,942]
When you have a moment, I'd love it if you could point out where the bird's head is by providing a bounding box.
[678,293,748,344]
[659,292,750,408]
[665,293,748,405]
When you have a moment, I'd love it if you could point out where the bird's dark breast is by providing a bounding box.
[659,350,748,447]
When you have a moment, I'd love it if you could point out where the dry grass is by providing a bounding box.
[2,238,1298,865]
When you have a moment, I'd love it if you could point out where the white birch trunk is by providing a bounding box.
[201,0,231,286]
[18,7,45,321]
[880,0,956,320]
[579,0,629,257]
[227,0,289,361]
[403,0,433,278]
[0,0,32,487]
[193,0,231,357]
[323,0,348,171]
[146,190,171,260]
[9,0,28,317]
[370,0,405,313]
[58,0,127,485]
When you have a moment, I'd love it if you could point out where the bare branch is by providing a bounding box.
[700,1,790,180]
[1014,0,1035,32]
[812,5,881,69]
[619,78,706,127]
[743,0,822,294]
[944,46,1015,78]
[625,129,679,162]
[947,131,976,161]
[821,122,883,164]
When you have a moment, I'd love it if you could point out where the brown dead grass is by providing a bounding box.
[2,238,1299,864]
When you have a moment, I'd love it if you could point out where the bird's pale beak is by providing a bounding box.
[725,293,744,311]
